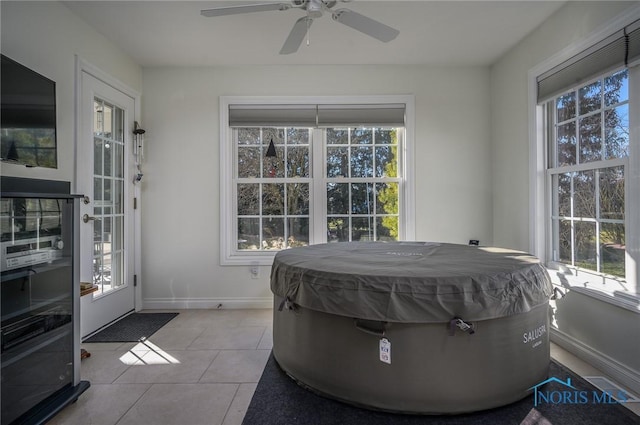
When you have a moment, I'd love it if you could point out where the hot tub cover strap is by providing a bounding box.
[271,242,553,323]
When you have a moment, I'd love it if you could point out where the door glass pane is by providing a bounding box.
[114,142,124,178]
[94,138,103,175]
[104,141,113,176]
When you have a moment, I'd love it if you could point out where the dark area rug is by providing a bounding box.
[83,312,179,343]
[243,353,639,425]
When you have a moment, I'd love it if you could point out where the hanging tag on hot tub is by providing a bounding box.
[379,338,391,364]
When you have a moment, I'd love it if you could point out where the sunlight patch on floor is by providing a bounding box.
[119,339,181,365]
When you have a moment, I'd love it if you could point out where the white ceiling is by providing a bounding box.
[63,0,566,67]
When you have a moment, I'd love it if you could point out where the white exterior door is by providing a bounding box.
[78,71,135,337]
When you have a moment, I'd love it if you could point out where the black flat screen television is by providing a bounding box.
[1,54,57,168]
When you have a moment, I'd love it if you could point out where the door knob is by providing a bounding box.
[82,214,96,223]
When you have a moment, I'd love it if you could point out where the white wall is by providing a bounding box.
[0,1,142,183]
[141,65,492,307]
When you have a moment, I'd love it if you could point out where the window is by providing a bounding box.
[326,127,400,243]
[546,69,629,280]
[531,17,640,301]
[220,96,415,265]
[236,127,311,251]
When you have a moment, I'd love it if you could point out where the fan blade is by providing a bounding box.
[280,17,312,55]
[201,3,291,17]
[332,8,399,42]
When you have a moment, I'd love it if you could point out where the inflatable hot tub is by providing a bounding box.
[270,242,553,414]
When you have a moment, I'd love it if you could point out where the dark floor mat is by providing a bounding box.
[243,353,639,425]
[83,312,178,343]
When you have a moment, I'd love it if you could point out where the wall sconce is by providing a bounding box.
[133,121,146,183]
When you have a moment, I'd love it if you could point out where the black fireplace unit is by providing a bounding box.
[1,176,89,425]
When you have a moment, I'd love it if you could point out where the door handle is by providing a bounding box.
[82,214,97,223]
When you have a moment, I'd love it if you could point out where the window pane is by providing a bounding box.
[327,183,349,214]
[556,122,576,166]
[350,146,373,178]
[600,223,625,277]
[604,104,629,159]
[94,177,103,201]
[114,107,124,142]
[555,173,572,217]
[327,128,348,144]
[94,138,103,175]
[574,170,595,218]
[103,179,112,203]
[93,219,103,256]
[114,180,123,214]
[579,114,602,163]
[287,183,309,215]
[102,216,112,255]
[238,128,260,145]
[238,147,261,178]
[102,103,113,139]
[556,92,576,122]
[557,219,572,264]
[578,80,601,115]
[94,100,103,135]
[327,217,349,242]
[375,146,397,177]
[238,218,259,250]
[352,217,373,241]
[263,145,284,178]
[351,183,374,214]
[287,218,309,247]
[574,221,596,272]
[263,128,284,145]
[114,142,123,178]
[604,69,628,106]
[287,128,309,145]
[327,147,348,177]
[352,128,372,145]
[262,183,284,215]
[262,218,284,249]
[375,129,396,145]
[287,146,309,177]
[599,166,624,220]
[375,182,398,215]
[114,216,123,251]
[104,141,113,176]
[376,216,398,241]
[238,184,259,215]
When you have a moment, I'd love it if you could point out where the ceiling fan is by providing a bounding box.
[200,0,400,54]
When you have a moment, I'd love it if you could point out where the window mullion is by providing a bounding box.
[311,128,326,244]
[595,168,601,273]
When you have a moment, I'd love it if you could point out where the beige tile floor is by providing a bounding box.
[49,309,640,425]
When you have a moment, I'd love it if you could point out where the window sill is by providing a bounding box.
[548,267,640,314]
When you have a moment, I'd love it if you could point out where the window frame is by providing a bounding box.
[529,12,640,307]
[219,95,415,266]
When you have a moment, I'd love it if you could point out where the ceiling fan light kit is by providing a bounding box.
[200,0,399,54]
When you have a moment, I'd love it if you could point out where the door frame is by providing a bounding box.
[74,56,142,331]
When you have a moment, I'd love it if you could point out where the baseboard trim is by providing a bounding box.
[551,327,640,396]
[142,297,273,310]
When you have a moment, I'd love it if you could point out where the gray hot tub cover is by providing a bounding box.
[270,242,552,323]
